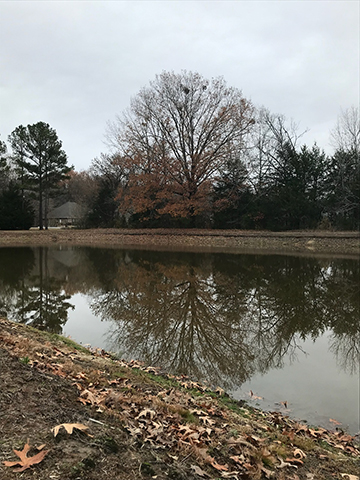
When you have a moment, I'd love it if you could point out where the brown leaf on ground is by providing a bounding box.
[51,423,90,437]
[282,427,294,439]
[136,408,156,420]
[230,454,245,464]
[210,459,228,471]
[3,440,49,472]
[190,464,210,477]
[277,457,297,469]
[261,465,275,478]
[286,457,304,466]
[293,448,306,459]
[220,471,240,478]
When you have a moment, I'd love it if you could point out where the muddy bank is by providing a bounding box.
[0,228,359,254]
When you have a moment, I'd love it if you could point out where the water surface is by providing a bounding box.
[0,246,359,434]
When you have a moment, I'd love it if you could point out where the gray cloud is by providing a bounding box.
[0,1,358,170]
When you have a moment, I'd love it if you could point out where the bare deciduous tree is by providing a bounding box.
[106,71,255,221]
[327,107,360,228]
[330,106,359,153]
[0,138,9,192]
[245,107,306,194]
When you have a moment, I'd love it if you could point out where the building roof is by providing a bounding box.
[48,201,82,219]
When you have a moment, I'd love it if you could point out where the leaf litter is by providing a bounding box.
[0,317,359,479]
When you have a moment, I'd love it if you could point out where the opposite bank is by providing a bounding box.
[0,228,359,255]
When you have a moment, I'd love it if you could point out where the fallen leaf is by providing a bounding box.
[286,457,304,465]
[193,445,228,472]
[51,423,90,437]
[179,425,195,437]
[282,429,295,441]
[276,458,297,469]
[136,408,156,420]
[340,475,359,480]
[261,465,275,478]
[210,459,228,471]
[340,434,355,443]
[3,440,49,472]
[190,464,210,477]
[126,426,142,436]
[244,463,259,473]
[227,436,255,450]
[329,418,342,425]
[293,448,306,459]
[230,455,245,464]
[220,471,240,478]
[199,416,216,426]
[79,388,99,405]
[334,443,346,451]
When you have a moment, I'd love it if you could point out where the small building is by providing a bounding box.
[48,202,82,227]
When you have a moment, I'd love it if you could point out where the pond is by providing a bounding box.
[0,245,359,434]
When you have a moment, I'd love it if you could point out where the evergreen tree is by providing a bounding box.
[327,148,360,229]
[8,122,71,229]
[86,180,120,228]
[263,143,328,230]
[213,156,254,228]
[0,183,34,230]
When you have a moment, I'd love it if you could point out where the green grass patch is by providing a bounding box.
[24,324,91,354]
[49,333,91,354]
[19,356,30,365]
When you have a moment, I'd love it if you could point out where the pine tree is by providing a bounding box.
[8,122,71,229]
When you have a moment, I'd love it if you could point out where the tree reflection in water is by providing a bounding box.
[0,247,74,333]
[91,259,256,387]
[86,250,360,389]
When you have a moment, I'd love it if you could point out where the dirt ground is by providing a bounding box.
[0,228,359,254]
[0,318,359,480]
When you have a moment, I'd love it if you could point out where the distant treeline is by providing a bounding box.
[1,71,359,231]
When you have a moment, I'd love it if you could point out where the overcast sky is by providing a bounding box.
[0,1,358,171]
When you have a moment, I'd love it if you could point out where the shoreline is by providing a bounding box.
[0,228,359,254]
